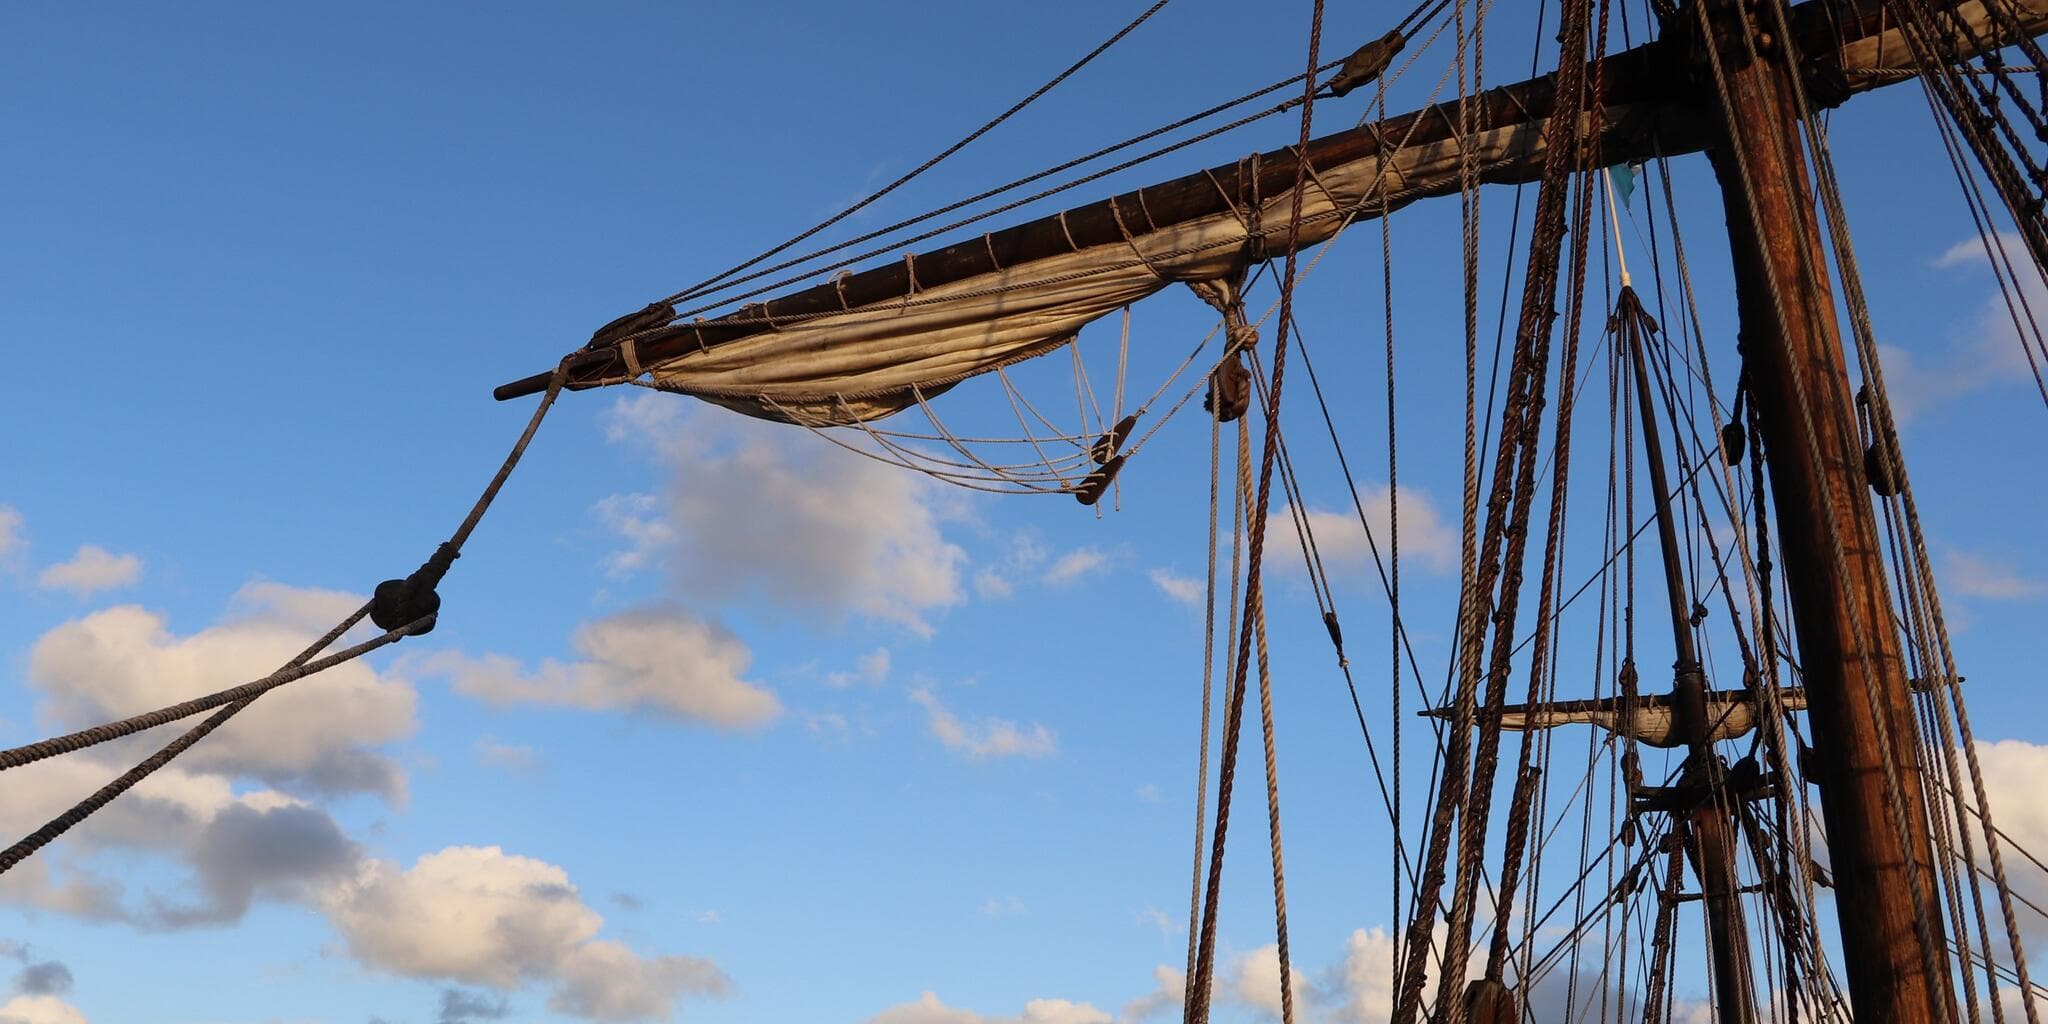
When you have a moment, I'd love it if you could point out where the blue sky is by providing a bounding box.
[2,3,2045,1023]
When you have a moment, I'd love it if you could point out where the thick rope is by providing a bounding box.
[1182,393,1225,1008]
[0,613,434,874]
[1250,512,1296,1024]
[1397,0,1590,1014]
[1185,3,1324,1016]
[0,357,572,876]
[0,601,374,771]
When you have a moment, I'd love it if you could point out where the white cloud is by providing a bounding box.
[1942,546,2045,600]
[0,505,23,564]
[1882,231,2046,421]
[864,992,1109,1024]
[1331,927,1401,1022]
[979,896,1025,917]
[1121,965,1188,1020]
[1963,738,2048,950]
[0,994,87,1024]
[592,492,676,578]
[973,569,1015,600]
[423,607,780,729]
[1205,925,1458,1023]
[35,545,141,597]
[1147,568,1202,607]
[909,688,1057,759]
[1042,548,1110,587]
[1936,236,1996,268]
[828,647,892,688]
[473,738,543,776]
[0,756,355,927]
[1266,483,1457,579]
[606,394,967,636]
[224,580,364,628]
[550,940,731,1021]
[1230,944,1314,1020]
[27,583,416,798]
[1135,783,1162,803]
[806,712,851,739]
[322,845,730,1021]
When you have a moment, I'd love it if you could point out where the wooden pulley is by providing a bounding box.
[1865,438,1899,496]
[1463,978,1519,1024]
[1721,420,1748,465]
[1091,413,1139,465]
[1205,352,1252,423]
[1074,454,1127,506]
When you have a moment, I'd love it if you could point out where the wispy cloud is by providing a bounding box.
[908,688,1057,760]
[1880,231,2047,421]
[0,505,23,565]
[1042,547,1110,586]
[1147,568,1201,607]
[978,896,1026,917]
[826,647,891,688]
[1266,482,1457,577]
[862,991,1109,1024]
[36,545,142,596]
[602,394,968,636]
[973,568,1016,600]
[421,608,781,729]
[592,492,676,578]
[472,738,543,777]
[1942,545,2044,600]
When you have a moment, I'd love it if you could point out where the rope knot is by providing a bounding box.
[370,542,457,634]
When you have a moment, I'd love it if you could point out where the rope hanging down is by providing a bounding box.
[0,357,575,878]
[1184,4,1325,1021]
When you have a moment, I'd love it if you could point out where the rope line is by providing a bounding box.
[0,358,573,877]
[668,0,1179,305]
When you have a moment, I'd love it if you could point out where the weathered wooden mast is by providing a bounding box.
[1689,0,1957,1018]
[1621,290,1759,1024]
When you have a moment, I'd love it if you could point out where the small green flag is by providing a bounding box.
[1608,162,1642,208]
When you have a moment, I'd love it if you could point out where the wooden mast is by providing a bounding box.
[1691,0,1956,1018]
[1621,292,1758,1024]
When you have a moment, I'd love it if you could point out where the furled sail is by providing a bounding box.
[1427,689,1815,749]
[1427,678,1955,747]
[495,0,2048,425]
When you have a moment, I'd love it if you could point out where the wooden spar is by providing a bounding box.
[494,0,2048,402]
[1694,0,1955,1020]
[1622,293,1757,1024]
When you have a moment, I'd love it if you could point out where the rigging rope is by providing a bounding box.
[1185,4,1325,1018]
[0,358,573,876]
[667,0,1179,305]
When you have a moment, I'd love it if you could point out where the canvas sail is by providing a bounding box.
[495,0,2048,426]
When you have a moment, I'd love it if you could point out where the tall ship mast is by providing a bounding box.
[4,0,2045,1020]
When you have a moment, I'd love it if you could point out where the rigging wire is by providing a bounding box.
[667,0,1180,305]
